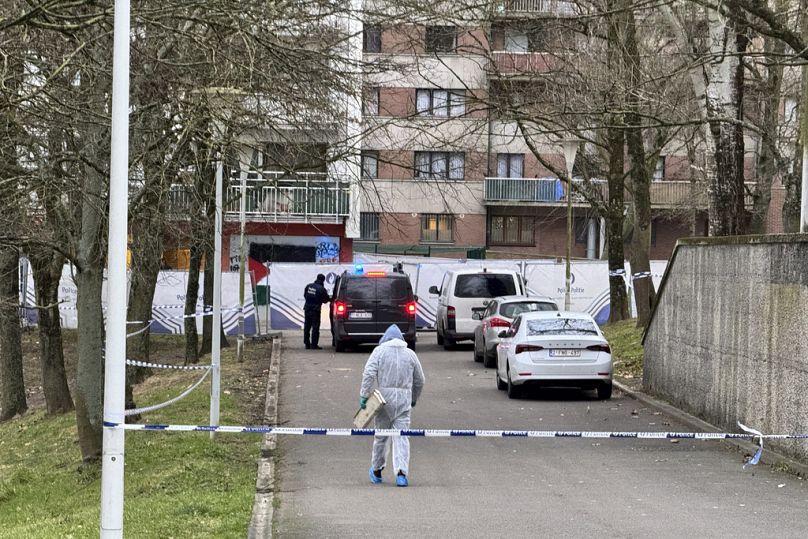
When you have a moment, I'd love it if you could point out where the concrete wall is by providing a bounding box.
[644,235,808,462]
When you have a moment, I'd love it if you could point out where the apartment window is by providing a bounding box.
[360,212,380,241]
[505,30,529,53]
[361,151,378,179]
[414,151,465,180]
[416,89,465,117]
[425,26,457,53]
[421,214,454,243]
[363,87,380,116]
[364,26,382,53]
[489,215,534,245]
[496,153,524,178]
[653,156,665,182]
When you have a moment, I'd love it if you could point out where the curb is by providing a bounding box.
[613,379,808,478]
[248,336,282,539]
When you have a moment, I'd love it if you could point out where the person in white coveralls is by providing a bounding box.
[359,324,425,487]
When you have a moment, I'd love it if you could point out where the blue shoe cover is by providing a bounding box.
[369,467,382,484]
[396,474,408,487]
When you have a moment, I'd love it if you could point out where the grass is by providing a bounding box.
[601,320,645,380]
[0,339,269,539]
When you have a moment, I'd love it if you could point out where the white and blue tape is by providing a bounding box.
[125,359,211,371]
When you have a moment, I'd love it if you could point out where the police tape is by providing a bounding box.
[124,368,211,417]
[125,359,212,371]
[125,306,244,327]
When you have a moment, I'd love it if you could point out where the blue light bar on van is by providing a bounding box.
[354,264,364,275]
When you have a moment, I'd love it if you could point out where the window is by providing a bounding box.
[414,151,464,180]
[361,151,378,179]
[363,26,381,53]
[500,301,558,318]
[785,98,798,125]
[527,318,599,336]
[425,26,457,53]
[363,87,380,116]
[416,89,465,117]
[489,215,534,245]
[420,214,454,243]
[505,30,528,53]
[496,153,524,178]
[360,212,380,241]
[376,278,409,300]
[653,156,665,182]
[455,274,517,298]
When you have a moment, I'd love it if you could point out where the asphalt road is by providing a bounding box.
[274,331,808,538]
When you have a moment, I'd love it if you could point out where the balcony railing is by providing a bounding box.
[484,178,756,208]
[494,0,577,15]
[491,52,555,75]
[168,172,351,223]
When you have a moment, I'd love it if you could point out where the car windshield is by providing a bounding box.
[454,274,516,298]
[527,318,599,336]
[500,301,557,318]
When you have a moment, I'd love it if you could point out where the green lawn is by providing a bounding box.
[601,320,644,380]
[0,347,265,539]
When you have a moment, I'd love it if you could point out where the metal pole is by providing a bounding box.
[210,161,223,438]
[801,13,808,233]
[100,1,130,536]
[237,166,246,361]
[565,183,572,311]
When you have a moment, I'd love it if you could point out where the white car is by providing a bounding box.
[495,311,613,400]
[473,296,558,368]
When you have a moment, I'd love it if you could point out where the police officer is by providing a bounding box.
[303,273,331,349]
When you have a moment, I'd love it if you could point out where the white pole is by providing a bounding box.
[210,161,223,438]
[801,145,808,233]
[100,0,130,536]
[344,0,363,239]
[237,166,247,360]
[562,141,578,312]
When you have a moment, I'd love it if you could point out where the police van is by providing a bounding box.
[330,266,417,352]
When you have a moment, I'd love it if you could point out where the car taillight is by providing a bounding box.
[515,344,544,354]
[489,317,510,328]
[587,344,611,353]
[447,306,456,318]
[406,302,417,316]
[334,302,347,318]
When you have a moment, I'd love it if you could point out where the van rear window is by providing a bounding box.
[454,274,516,298]
[376,278,409,300]
[344,279,375,300]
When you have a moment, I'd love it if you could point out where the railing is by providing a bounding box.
[168,172,351,222]
[495,0,577,15]
[491,52,554,74]
[484,178,756,208]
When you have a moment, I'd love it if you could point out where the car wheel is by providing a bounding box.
[335,340,346,353]
[506,364,521,399]
[597,382,612,400]
[436,327,444,346]
[496,363,507,391]
[482,346,496,369]
[443,336,456,351]
[407,340,416,351]
[473,335,483,362]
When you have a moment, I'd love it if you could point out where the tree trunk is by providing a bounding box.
[199,241,229,357]
[606,129,629,323]
[750,37,785,234]
[30,250,73,415]
[184,242,202,364]
[0,246,27,421]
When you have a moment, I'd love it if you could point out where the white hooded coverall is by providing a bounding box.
[360,326,425,476]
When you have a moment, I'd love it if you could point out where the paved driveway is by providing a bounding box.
[274,332,808,538]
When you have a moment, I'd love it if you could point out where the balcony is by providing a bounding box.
[490,52,555,76]
[494,0,578,16]
[484,178,756,208]
[168,172,351,224]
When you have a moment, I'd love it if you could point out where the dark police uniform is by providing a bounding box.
[303,280,330,348]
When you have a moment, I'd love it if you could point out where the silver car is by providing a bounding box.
[473,296,558,368]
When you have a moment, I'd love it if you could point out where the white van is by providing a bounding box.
[428,268,526,349]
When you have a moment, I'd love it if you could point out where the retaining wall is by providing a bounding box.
[644,234,808,462]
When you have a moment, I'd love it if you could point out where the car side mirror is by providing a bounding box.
[498,330,509,339]
[472,312,482,320]
[428,285,439,295]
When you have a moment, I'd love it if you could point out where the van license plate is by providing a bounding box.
[549,349,580,358]
[349,312,372,320]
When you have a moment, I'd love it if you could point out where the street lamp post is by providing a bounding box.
[562,140,579,312]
